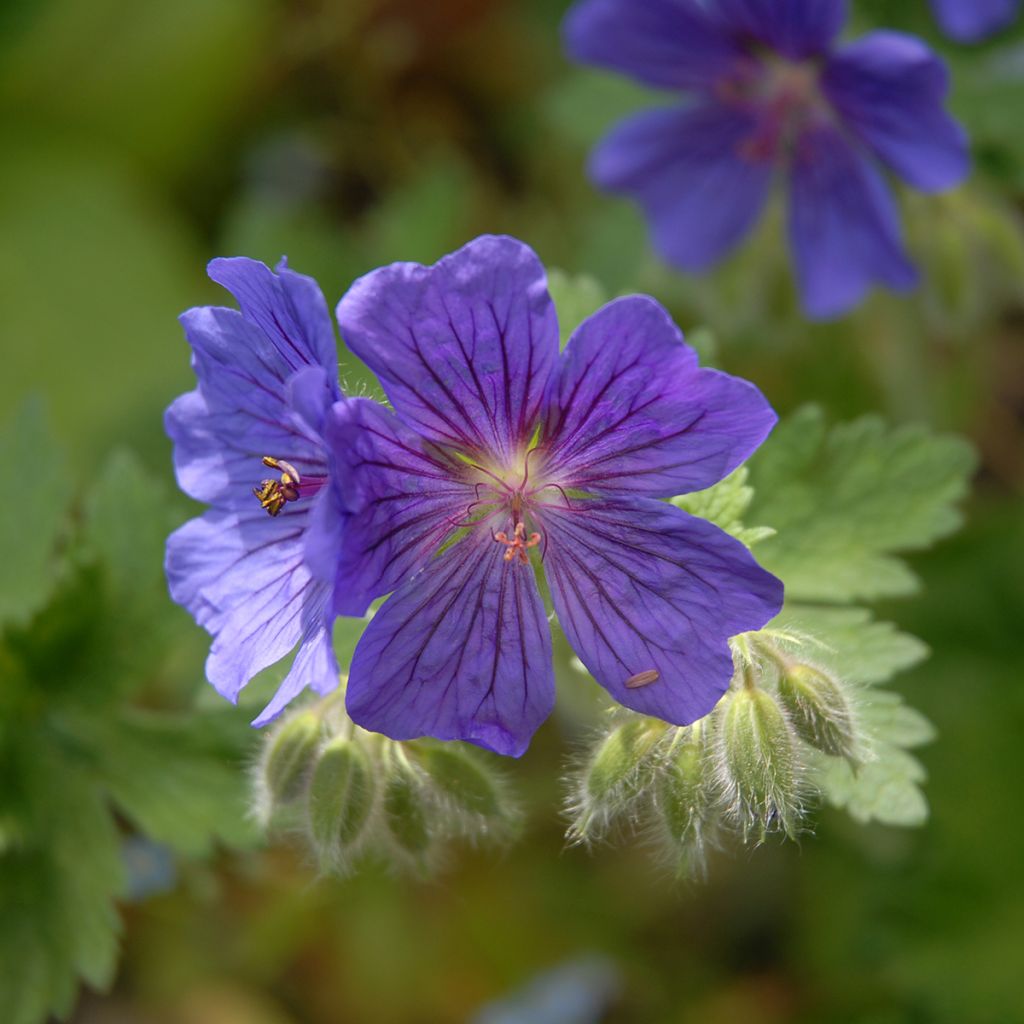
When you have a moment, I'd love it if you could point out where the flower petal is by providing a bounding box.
[931,0,1018,43]
[824,31,969,192]
[335,235,558,464]
[714,0,846,59]
[787,125,918,320]
[325,398,476,616]
[562,0,742,91]
[207,256,340,377]
[590,103,772,272]
[539,498,783,725]
[167,260,340,510]
[346,526,555,757]
[540,296,776,497]
[166,506,337,711]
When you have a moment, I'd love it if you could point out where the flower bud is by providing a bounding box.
[382,754,432,862]
[569,718,666,840]
[261,711,320,807]
[717,688,800,839]
[307,737,375,863]
[417,744,513,827]
[777,663,860,762]
[655,727,715,876]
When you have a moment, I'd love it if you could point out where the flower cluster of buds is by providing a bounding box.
[566,631,865,878]
[254,689,520,875]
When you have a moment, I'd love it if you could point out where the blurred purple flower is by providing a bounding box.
[931,0,1018,42]
[330,236,783,757]
[165,258,347,726]
[564,0,970,319]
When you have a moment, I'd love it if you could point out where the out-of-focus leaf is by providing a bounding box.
[81,449,174,601]
[87,710,258,855]
[771,605,929,686]
[547,269,608,347]
[0,139,201,464]
[0,402,68,627]
[748,406,976,602]
[0,745,124,1024]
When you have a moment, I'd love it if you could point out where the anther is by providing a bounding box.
[254,456,302,516]
[493,521,541,565]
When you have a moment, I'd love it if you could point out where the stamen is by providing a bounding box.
[253,456,302,516]
[493,520,541,565]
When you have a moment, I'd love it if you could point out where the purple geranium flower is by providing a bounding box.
[165,258,347,725]
[563,0,970,319]
[931,0,1018,42]
[328,236,783,757]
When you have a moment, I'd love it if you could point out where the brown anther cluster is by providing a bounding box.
[493,521,541,565]
[253,456,301,517]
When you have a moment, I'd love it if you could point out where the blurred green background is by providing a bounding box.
[1,0,1023,1021]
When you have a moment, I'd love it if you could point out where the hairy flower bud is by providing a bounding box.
[569,718,666,840]
[717,688,801,839]
[777,663,861,762]
[417,744,514,830]
[307,737,375,865]
[261,711,321,807]
[382,753,432,863]
[655,725,715,877]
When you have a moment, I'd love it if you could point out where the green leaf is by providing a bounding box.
[0,401,69,627]
[673,466,775,548]
[814,691,935,827]
[771,605,929,686]
[80,449,174,602]
[547,269,608,347]
[0,746,124,1024]
[88,710,258,855]
[748,407,976,602]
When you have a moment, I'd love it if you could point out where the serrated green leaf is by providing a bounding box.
[748,407,976,602]
[0,746,124,1024]
[673,466,774,548]
[81,449,173,602]
[771,605,929,686]
[547,269,609,348]
[0,401,69,627]
[86,709,257,855]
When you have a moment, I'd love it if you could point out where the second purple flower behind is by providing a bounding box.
[564,0,970,319]
[330,236,783,756]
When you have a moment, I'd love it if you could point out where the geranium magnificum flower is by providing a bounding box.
[166,258,346,725]
[563,0,970,319]
[931,0,1018,43]
[329,236,783,757]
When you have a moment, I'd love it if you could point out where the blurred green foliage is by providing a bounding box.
[0,0,1022,1022]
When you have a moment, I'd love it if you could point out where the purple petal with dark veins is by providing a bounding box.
[325,398,476,617]
[589,102,773,273]
[824,32,968,192]
[538,497,782,725]
[346,524,555,757]
[714,0,847,59]
[166,302,327,507]
[540,296,776,497]
[208,256,340,377]
[563,0,743,92]
[166,505,338,717]
[787,124,918,320]
[335,235,558,465]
